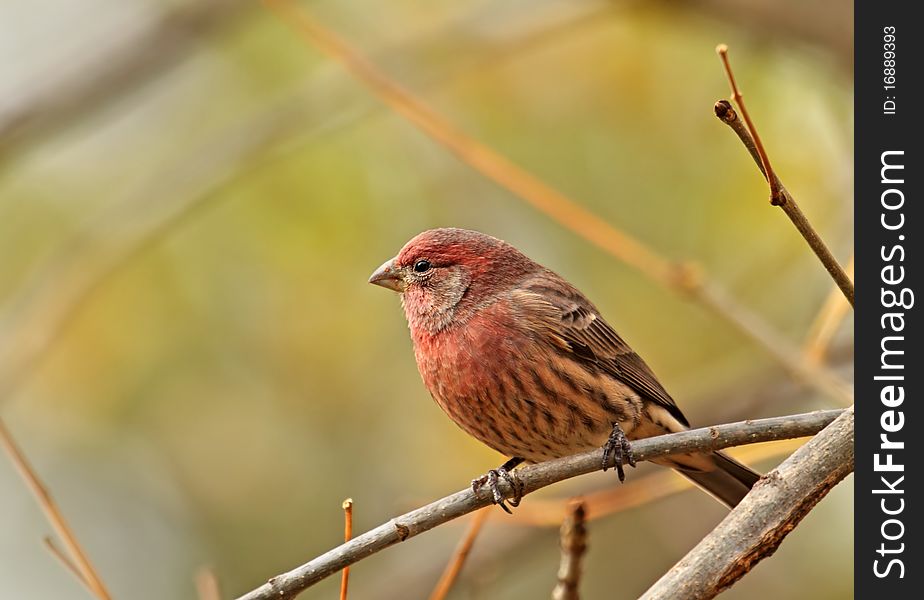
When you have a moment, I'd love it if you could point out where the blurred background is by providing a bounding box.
[0,0,853,598]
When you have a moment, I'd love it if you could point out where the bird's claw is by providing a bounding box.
[602,421,636,482]
[472,459,524,514]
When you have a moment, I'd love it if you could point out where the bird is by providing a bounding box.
[369,227,760,511]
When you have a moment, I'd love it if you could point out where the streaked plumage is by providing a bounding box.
[370,228,760,507]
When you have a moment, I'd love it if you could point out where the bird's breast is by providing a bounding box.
[410,307,639,462]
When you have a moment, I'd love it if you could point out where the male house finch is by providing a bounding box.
[370,228,760,510]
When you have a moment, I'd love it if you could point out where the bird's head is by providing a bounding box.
[369,228,538,333]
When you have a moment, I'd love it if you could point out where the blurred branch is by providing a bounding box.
[196,566,223,600]
[428,508,490,600]
[640,406,854,600]
[551,501,588,600]
[714,47,854,306]
[234,409,842,600]
[43,536,94,595]
[694,282,852,404]
[0,94,305,405]
[0,418,112,600]
[707,341,852,426]
[0,0,251,162]
[263,0,851,406]
[803,255,854,364]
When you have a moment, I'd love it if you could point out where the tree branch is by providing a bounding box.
[713,51,854,306]
[0,418,112,599]
[234,409,843,600]
[43,536,93,595]
[428,508,490,600]
[640,406,853,599]
[552,500,588,600]
[340,498,353,600]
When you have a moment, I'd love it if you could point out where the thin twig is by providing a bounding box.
[552,501,588,600]
[262,0,851,406]
[235,409,843,600]
[640,406,854,599]
[715,45,780,202]
[714,46,854,306]
[0,418,112,600]
[428,508,490,600]
[43,536,93,593]
[803,255,854,364]
[196,566,223,600]
[340,499,353,600]
[695,282,852,405]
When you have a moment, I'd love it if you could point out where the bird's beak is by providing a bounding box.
[368,257,406,292]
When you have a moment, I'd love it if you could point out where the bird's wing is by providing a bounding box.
[516,276,690,427]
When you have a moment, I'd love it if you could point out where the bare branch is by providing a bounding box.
[713,47,854,306]
[428,508,490,600]
[196,566,223,600]
[43,537,92,593]
[640,406,853,599]
[0,419,112,599]
[552,501,588,600]
[340,499,354,600]
[715,45,781,202]
[234,409,843,600]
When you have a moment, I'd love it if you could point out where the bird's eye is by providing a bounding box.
[413,259,432,273]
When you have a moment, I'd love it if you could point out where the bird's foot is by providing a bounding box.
[602,422,636,482]
[472,457,525,514]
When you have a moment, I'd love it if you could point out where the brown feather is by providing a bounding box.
[519,273,691,428]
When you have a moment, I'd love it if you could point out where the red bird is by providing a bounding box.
[370,228,759,510]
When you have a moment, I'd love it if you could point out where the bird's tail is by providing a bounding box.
[663,451,762,508]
